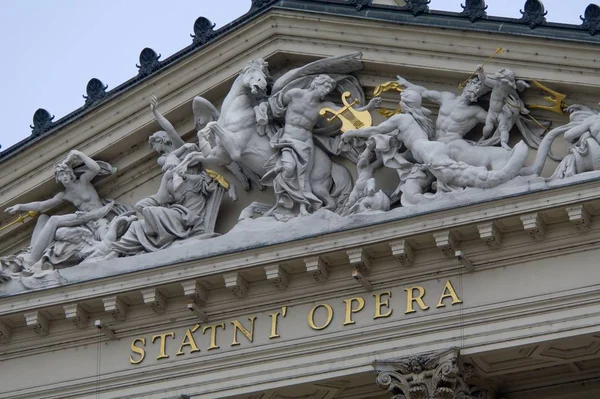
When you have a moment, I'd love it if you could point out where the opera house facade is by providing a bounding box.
[2,1,600,398]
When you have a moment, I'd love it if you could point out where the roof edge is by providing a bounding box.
[2,0,598,162]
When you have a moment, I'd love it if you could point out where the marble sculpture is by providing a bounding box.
[2,52,597,289]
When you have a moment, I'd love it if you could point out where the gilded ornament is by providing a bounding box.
[0,211,39,232]
[527,80,568,115]
[319,91,373,132]
[458,47,503,89]
[373,81,404,118]
[205,169,230,190]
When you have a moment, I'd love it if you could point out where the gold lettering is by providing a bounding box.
[129,337,146,365]
[308,303,334,330]
[343,297,365,325]
[176,324,201,356]
[231,317,257,346]
[374,291,393,319]
[269,306,287,339]
[437,280,463,308]
[202,323,225,350]
[405,286,429,314]
[151,332,175,360]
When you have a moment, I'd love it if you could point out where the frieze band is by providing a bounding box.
[2,48,600,292]
[128,280,462,365]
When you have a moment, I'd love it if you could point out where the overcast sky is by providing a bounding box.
[0,0,594,151]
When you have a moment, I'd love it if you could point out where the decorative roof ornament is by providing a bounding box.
[30,109,55,136]
[520,0,547,29]
[348,0,372,11]
[580,4,600,35]
[191,17,216,46]
[83,78,109,106]
[461,0,488,22]
[250,0,278,11]
[402,0,431,16]
[136,47,162,76]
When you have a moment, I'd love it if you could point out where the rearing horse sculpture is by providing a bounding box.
[177,55,368,213]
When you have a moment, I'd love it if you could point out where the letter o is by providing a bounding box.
[308,303,334,330]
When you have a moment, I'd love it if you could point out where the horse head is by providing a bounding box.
[240,59,271,96]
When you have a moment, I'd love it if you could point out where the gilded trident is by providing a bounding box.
[527,80,568,115]
[0,211,39,232]
[319,91,373,132]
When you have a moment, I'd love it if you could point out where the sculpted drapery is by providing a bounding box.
[111,170,220,255]
[2,53,597,285]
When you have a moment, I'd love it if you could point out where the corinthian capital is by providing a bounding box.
[373,348,493,399]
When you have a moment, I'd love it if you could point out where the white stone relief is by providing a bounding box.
[525,104,600,180]
[2,52,600,294]
[176,53,369,219]
[340,88,529,207]
[478,66,533,150]
[0,98,232,289]
[0,150,135,287]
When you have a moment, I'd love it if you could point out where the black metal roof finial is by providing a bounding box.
[520,0,547,29]
[83,78,108,106]
[348,0,372,11]
[580,4,600,35]
[461,0,488,22]
[191,17,216,46]
[250,0,278,12]
[402,0,431,16]
[30,109,56,136]
[137,48,162,76]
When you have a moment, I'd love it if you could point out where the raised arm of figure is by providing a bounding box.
[172,150,211,177]
[370,154,384,170]
[396,76,447,104]
[150,96,186,148]
[342,117,400,141]
[516,80,530,92]
[477,65,496,88]
[566,104,599,115]
[564,118,594,143]
[282,88,301,107]
[5,192,65,214]
[171,143,199,159]
[356,97,382,112]
[68,150,101,184]
[179,150,205,169]
[321,96,381,114]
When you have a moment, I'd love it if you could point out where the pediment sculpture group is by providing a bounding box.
[2,53,600,286]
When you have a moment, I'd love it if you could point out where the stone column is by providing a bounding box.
[373,348,494,399]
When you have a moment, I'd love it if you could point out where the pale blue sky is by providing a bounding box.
[0,0,594,150]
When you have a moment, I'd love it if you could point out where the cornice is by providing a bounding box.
[3,286,600,398]
[2,173,600,310]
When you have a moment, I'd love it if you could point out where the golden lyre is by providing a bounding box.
[373,81,404,118]
[205,169,230,190]
[0,211,39,232]
[319,91,373,133]
[458,47,504,89]
[526,80,568,115]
